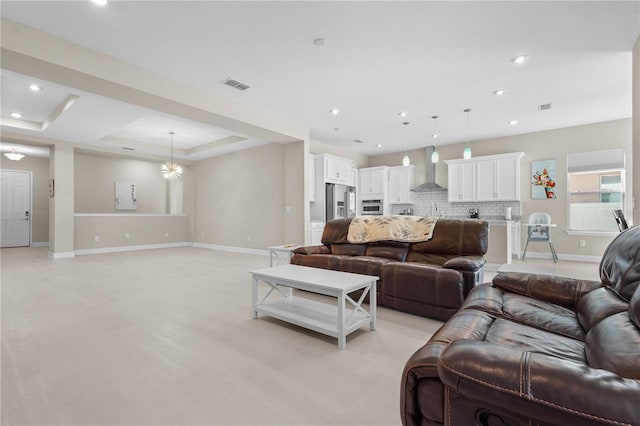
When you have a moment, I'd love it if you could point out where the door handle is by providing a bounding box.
[25,211,30,221]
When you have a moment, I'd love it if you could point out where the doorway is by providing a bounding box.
[0,170,32,248]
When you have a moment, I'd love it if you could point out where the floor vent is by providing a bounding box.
[222,78,251,91]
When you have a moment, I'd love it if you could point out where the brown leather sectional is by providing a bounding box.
[291,217,489,321]
[401,225,640,426]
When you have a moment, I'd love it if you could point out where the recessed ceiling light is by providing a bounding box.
[398,112,407,118]
[511,55,529,65]
[29,84,43,92]
[10,112,22,119]
[508,120,519,125]
[314,38,326,46]
[493,89,507,96]
[376,144,382,148]
[91,0,107,5]
[329,108,340,116]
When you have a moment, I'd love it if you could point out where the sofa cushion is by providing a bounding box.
[321,218,351,245]
[409,219,489,256]
[365,241,410,261]
[291,254,343,270]
[339,256,392,279]
[600,226,640,301]
[330,243,367,256]
[576,287,629,331]
[585,312,640,379]
[501,294,585,341]
[485,319,587,364]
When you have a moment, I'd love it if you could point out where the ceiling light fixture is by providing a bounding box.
[10,112,22,119]
[4,148,25,161]
[493,89,507,96]
[29,84,43,92]
[431,116,440,163]
[463,109,472,160]
[402,121,411,167]
[161,131,183,180]
[91,0,108,6]
[376,144,382,148]
[398,112,407,118]
[329,108,340,116]
[313,38,326,46]
[509,120,519,125]
[511,55,529,65]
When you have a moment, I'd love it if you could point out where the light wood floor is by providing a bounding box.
[0,246,600,425]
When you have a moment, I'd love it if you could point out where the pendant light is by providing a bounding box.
[402,121,411,167]
[431,116,439,163]
[161,131,183,180]
[463,108,472,160]
[4,148,25,161]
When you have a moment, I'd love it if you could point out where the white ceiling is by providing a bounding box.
[1,1,639,159]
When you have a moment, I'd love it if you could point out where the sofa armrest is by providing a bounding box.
[438,340,640,426]
[492,271,602,308]
[293,245,330,255]
[442,255,486,272]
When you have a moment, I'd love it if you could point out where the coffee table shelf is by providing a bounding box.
[256,296,371,338]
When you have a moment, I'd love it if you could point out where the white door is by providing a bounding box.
[0,170,31,248]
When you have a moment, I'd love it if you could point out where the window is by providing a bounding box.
[567,149,624,233]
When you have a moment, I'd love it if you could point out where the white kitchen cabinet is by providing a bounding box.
[348,167,358,188]
[447,162,476,202]
[476,154,523,201]
[359,166,388,199]
[324,154,352,184]
[388,165,415,204]
[446,152,523,202]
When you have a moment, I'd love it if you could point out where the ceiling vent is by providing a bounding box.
[538,103,552,111]
[222,78,251,91]
[353,139,364,144]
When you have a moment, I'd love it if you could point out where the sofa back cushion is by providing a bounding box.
[630,285,640,330]
[331,243,367,256]
[321,218,352,245]
[409,219,489,256]
[365,241,410,261]
[599,225,640,301]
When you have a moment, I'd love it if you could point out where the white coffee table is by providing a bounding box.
[250,264,378,350]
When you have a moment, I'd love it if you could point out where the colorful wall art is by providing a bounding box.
[531,159,557,199]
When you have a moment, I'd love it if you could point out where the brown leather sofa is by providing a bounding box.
[401,225,640,426]
[291,217,489,321]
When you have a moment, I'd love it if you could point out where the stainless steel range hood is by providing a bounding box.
[411,146,447,192]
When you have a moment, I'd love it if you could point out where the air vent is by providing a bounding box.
[538,103,552,111]
[121,147,135,151]
[222,78,251,91]
[353,139,364,144]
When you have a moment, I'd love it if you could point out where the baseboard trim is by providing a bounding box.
[32,242,49,247]
[74,242,189,256]
[192,242,269,257]
[48,251,75,259]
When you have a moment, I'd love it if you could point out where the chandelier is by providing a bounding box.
[161,131,183,180]
[4,148,25,161]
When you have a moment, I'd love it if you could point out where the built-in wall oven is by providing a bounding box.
[361,199,383,215]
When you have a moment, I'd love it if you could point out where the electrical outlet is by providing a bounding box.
[94,235,100,242]
[247,235,251,242]
[125,233,130,239]
[579,239,586,247]
[164,232,169,238]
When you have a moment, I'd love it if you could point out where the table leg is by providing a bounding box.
[338,292,346,350]
[369,281,377,331]
[506,221,512,265]
[252,275,259,319]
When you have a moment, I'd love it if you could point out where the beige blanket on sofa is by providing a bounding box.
[347,215,438,243]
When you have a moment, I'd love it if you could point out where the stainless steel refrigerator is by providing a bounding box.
[326,183,356,221]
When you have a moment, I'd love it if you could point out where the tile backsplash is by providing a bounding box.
[389,190,522,219]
